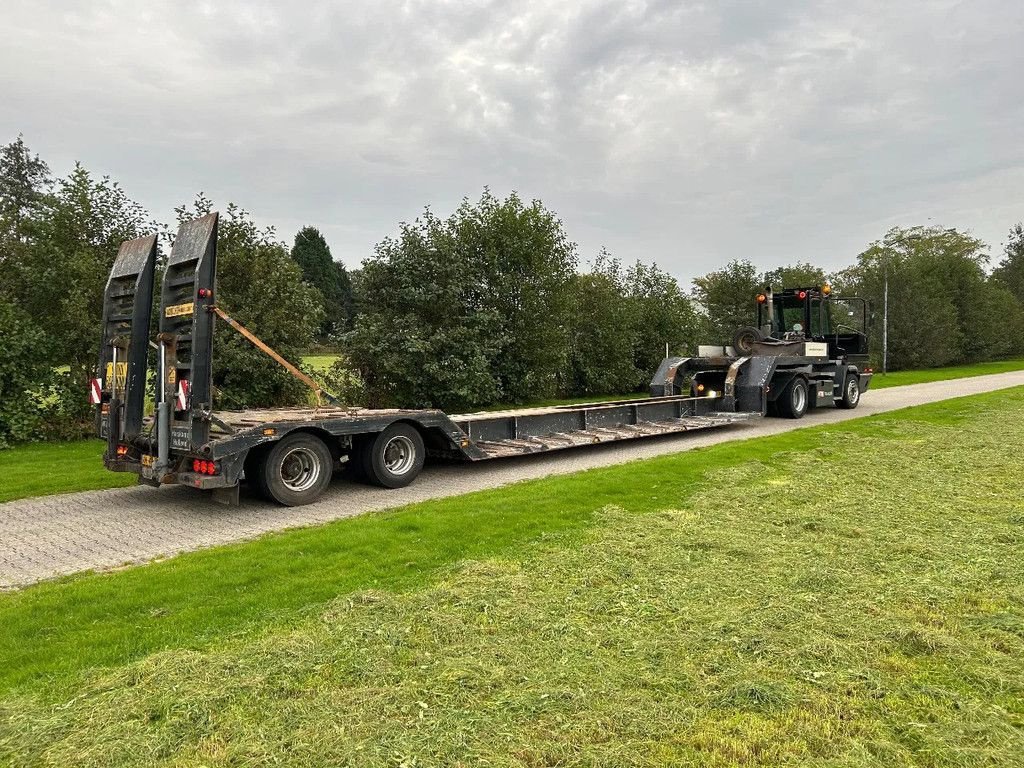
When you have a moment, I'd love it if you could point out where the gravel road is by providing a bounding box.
[3,371,1023,589]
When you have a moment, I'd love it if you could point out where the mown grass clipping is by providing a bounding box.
[2,390,1024,766]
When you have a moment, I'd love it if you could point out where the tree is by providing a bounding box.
[993,223,1024,305]
[348,190,577,410]
[176,197,324,408]
[762,261,829,290]
[346,207,503,409]
[0,135,50,246]
[5,163,153,403]
[852,226,992,369]
[291,226,354,338]
[626,260,699,382]
[691,259,761,342]
[0,141,155,440]
[568,252,638,396]
[455,190,578,402]
[334,260,355,329]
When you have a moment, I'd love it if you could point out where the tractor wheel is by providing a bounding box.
[359,423,425,489]
[261,432,334,506]
[837,372,861,409]
[777,377,809,419]
[732,326,764,356]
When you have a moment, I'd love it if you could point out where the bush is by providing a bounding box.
[348,190,576,410]
[0,300,51,446]
[37,371,97,442]
[317,359,367,406]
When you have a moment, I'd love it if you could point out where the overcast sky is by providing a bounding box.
[3,0,1022,282]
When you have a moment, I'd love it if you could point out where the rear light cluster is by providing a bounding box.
[192,459,218,475]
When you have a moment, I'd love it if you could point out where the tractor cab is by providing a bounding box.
[743,285,870,362]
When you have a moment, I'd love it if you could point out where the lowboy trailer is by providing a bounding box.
[94,213,869,506]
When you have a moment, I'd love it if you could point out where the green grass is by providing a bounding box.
[300,354,340,372]
[871,357,1024,388]
[0,440,134,503]
[1,389,1023,765]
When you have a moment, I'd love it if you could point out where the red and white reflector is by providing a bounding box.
[89,378,103,405]
[176,379,190,411]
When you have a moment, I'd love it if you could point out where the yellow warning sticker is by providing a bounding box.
[105,362,128,390]
[165,302,194,318]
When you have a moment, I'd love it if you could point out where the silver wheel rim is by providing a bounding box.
[383,435,416,475]
[793,384,807,413]
[848,378,859,404]
[280,447,321,492]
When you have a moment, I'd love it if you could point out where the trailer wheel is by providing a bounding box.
[837,372,861,409]
[360,423,425,489]
[778,377,809,419]
[261,433,334,506]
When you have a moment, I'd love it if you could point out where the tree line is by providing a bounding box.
[2,135,1023,445]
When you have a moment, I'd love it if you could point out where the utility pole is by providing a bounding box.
[882,264,888,374]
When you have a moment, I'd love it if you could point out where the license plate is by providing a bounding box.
[165,301,194,318]
[141,454,156,467]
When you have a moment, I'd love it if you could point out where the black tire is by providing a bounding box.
[243,445,272,500]
[837,371,861,410]
[777,377,809,419]
[260,432,334,506]
[732,326,764,356]
[360,423,425,489]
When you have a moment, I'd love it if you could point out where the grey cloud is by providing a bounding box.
[1,0,1022,279]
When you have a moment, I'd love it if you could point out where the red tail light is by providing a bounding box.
[116,444,129,456]
[192,459,217,475]
[798,290,807,299]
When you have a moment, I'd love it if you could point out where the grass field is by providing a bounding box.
[1,388,1022,766]
[300,354,340,372]
[870,357,1024,389]
[0,440,133,503]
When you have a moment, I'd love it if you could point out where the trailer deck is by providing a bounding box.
[197,395,759,463]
